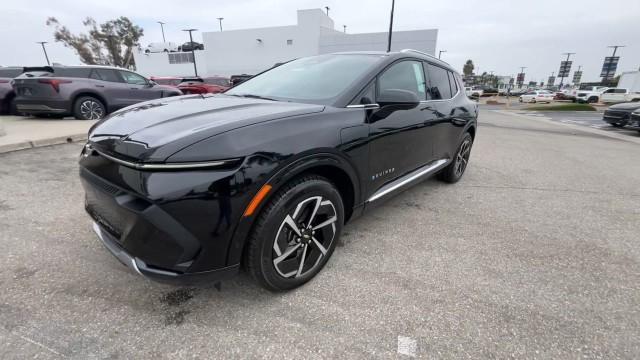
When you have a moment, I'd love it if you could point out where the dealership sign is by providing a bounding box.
[572,71,582,84]
[600,56,619,79]
[516,73,525,86]
[547,76,556,86]
[558,61,572,78]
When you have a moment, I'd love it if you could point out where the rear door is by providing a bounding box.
[366,59,438,197]
[118,70,158,104]
[90,68,130,109]
[424,63,462,160]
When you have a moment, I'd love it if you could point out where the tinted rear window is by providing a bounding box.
[426,64,453,100]
[0,68,22,78]
[93,69,122,82]
[53,68,92,78]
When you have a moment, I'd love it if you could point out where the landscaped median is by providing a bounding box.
[522,103,598,111]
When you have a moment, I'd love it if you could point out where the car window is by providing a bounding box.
[447,71,458,95]
[94,69,122,83]
[614,89,627,93]
[0,68,22,78]
[55,68,92,78]
[378,60,427,101]
[119,71,148,85]
[351,81,376,105]
[205,78,230,86]
[226,54,383,103]
[426,63,453,100]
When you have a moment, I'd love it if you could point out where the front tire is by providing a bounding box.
[245,176,344,291]
[73,96,106,120]
[438,133,473,184]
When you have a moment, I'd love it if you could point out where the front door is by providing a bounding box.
[119,70,158,105]
[366,60,439,199]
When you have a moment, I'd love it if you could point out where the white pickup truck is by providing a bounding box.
[574,86,609,103]
[600,88,640,104]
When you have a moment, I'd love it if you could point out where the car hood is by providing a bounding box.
[89,94,325,162]
[608,102,640,111]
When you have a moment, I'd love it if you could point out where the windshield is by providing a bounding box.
[226,54,383,104]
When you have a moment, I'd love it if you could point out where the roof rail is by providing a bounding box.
[399,49,438,60]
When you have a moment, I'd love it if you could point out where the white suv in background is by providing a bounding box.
[145,42,179,53]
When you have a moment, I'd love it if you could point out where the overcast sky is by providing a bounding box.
[1,0,638,83]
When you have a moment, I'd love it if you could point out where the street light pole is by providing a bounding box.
[343,25,347,33]
[217,18,224,32]
[386,0,395,52]
[325,6,330,16]
[182,29,199,76]
[36,42,50,65]
[558,52,574,89]
[438,50,447,59]
[157,21,166,43]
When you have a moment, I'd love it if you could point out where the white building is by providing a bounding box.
[134,8,438,78]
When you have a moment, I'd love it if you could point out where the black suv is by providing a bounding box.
[13,66,182,120]
[80,50,478,291]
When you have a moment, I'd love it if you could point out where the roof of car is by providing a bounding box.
[330,49,453,70]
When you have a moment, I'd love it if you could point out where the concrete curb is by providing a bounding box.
[0,133,87,154]
[491,110,640,145]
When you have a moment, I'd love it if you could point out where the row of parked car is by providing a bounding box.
[0,65,254,120]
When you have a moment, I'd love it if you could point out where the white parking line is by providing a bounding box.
[397,336,417,357]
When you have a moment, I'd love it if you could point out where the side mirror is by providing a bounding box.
[147,80,157,87]
[377,89,420,109]
[372,89,420,121]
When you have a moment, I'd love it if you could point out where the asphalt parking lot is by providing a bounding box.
[1,109,639,358]
[512,110,640,138]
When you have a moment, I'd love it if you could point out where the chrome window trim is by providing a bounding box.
[346,103,380,109]
[94,149,238,170]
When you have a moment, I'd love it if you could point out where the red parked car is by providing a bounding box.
[178,77,230,94]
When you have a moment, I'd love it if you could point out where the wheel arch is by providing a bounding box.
[72,91,109,111]
[226,152,361,267]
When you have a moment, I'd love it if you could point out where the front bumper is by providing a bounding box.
[602,111,631,126]
[92,221,239,285]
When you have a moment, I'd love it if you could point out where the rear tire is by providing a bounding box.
[245,175,344,291]
[73,96,106,120]
[438,133,473,184]
[587,96,598,104]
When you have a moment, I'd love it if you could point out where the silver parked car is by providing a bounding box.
[13,65,182,120]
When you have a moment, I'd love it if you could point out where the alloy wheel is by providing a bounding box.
[272,196,337,278]
[454,138,472,177]
[80,100,104,120]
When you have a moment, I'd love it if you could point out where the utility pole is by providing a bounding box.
[343,25,347,33]
[325,6,330,16]
[438,50,447,59]
[217,18,224,32]
[604,45,625,85]
[386,0,395,52]
[36,42,50,65]
[558,52,574,89]
[182,29,199,76]
[157,21,166,42]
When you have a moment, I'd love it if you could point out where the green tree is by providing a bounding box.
[463,60,474,76]
[46,16,143,69]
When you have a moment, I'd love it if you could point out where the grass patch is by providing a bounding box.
[522,103,597,111]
